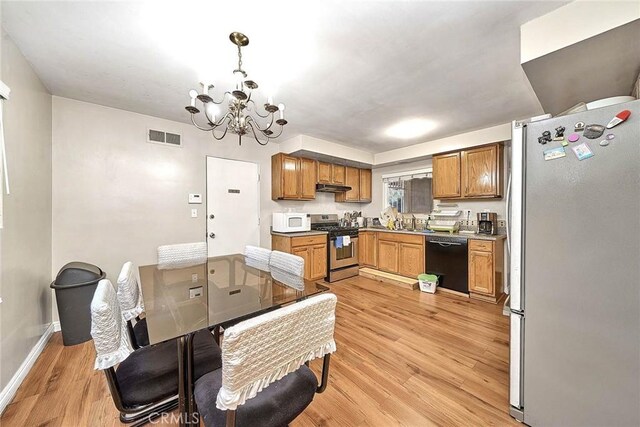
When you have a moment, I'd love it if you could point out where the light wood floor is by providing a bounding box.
[1,276,517,426]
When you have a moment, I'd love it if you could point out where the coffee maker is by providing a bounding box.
[477,212,498,235]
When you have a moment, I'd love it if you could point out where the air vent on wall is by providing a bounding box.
[147,128,182,147]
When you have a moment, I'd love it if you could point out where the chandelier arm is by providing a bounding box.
[203,108,230,128]
[246,114,274,132]
[190,114,216,132]
[212,123,230,141]
[247,100,271,118]
[267,125,285,139]
[247,122,270,146]
[211,91,233,105]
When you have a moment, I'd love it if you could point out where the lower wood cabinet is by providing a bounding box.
[272,234,327,281]
[468,239,504,303]
[358,231,377,268]
[375,232,425,278]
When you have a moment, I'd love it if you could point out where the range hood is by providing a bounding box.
[315,183,352,193]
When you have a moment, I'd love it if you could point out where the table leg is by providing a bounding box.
[185,332,195,424]
[177,336,187,427]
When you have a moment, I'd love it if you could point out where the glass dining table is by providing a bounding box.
[138,254,329,426]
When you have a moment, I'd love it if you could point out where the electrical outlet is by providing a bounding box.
[498,220,506,228]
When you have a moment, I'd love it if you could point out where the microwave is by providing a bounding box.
[272,212,311,233]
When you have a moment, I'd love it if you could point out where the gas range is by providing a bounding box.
[310,214,360,282]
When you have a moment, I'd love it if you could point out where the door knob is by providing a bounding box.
[209,233,216,239]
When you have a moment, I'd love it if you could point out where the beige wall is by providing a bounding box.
[51,97,358,288]
[0,32,53,389]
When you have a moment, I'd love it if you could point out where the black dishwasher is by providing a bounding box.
[426,235,468,294]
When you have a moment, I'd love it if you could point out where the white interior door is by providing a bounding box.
[206,157,260,257]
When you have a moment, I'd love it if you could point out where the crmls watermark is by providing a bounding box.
[149,412,200,424]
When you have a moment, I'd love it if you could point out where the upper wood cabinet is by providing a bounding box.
[432,152,462,199]
[432,143,503,200]
[332,165,346,185]
[461,144,503,198]
[335,167,371,203]
[271,154,316,201]
[317,162,332,184]
[359,169,372,202]
[300,157,317,200]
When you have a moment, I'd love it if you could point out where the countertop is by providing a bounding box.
[270,230,328,237]
[270,228,506,241]
[359,227,507,241]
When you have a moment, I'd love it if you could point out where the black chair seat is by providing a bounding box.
[194,365,317,427]
[133,318,150,347]
[116,329,222,408]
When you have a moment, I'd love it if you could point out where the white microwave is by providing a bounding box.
[272,212,311,233]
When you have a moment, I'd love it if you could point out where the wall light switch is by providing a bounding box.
[189,286,203,299]
[191,208,198,218]
[191,273,198,283]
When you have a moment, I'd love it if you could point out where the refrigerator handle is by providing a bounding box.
[506,173,512,254]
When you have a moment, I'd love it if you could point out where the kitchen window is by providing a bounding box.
[382,169,433,214]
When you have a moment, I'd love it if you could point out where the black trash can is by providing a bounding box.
[50,262,106,346]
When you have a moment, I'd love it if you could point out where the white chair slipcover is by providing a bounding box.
[244,245,272,265]
[116,261,145,321]
[216,293,337,411]
[90,279,134,370]
[244,256,271,273]
[270,267,305,291]
[157,242,207,269]
[269,251,304,277]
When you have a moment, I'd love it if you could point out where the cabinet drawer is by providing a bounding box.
[378,232,424,245]
[291,235,327,247]
[469,239,493,252]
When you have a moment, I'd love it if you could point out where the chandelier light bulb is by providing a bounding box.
[201,82,210,94]
[278,103,285,119]
[189,89,198,99]
[268,96,273,106]
[205,103,219,121]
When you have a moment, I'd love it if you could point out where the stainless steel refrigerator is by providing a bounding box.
[509,100,640,426]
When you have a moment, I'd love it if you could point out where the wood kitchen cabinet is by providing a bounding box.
[468,239,504,304]
[461,144,503,198]
[376,232,425,278]
[271,154,316,201]
[432,152,461,199]
[335,166,360,202]
[332,164,346,184]
[432,143,503,200]
[271,234,327,281]
[359,231,377,268]
[317,162,332,184]
[359,169,372,202]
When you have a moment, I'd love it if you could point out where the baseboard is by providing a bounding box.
[0,322,55,415]
[52,321,61,332]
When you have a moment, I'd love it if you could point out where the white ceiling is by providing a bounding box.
[2,0,567,153]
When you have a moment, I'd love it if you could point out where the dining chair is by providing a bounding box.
[193,293,337,427]
[157,241,208,268]
[91,279,222,424]
[268,250,304,277]
[117,261,149,348]
[244,245,271,264]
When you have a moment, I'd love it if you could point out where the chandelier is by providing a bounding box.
[185,32,288,146]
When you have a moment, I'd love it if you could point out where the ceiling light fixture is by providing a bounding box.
[385,118,437,140]
[185,32,288,146]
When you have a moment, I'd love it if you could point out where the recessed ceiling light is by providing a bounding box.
[385,118,437,139]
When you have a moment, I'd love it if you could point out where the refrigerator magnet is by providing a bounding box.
[561,139,569,147]
[574,121,585,132]
[567,133,580,143]
[543,146,566,161]
[572,142,594,160]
